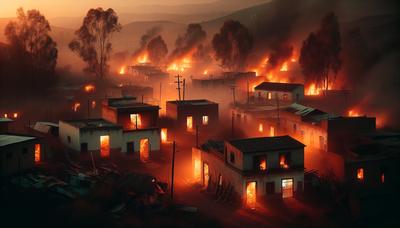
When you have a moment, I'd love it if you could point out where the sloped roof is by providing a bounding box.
[255,82,303,92]
[228,136,304,153]
[0,134,36,147]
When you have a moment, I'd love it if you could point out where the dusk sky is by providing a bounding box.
[0,0,216,18]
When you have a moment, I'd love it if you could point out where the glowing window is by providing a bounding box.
[203,163,209,188]
[161,128,167,143]
[130,114,142,129]
[246,181,256,209]
[258,123,263,133]
[202,116,209,125]
[34,144,41,163]
[270,126,275,136]
[140,138,150,162]
[187,116,193,131]
[100,135,110,158]
[357,168,364,181]
[381,173,385,184]
[259,158,267,171]
[194,158,201,182]
[267,92,272,100]
[282,179,293,198]
[279,154,289,169]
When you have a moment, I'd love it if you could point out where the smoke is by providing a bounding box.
[133,26,162,58]
[147,35,168,65]
[268,43,293,69]
[169,23,207,61]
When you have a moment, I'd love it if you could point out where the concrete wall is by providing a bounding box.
[241,148,304,171]
[166,102,219,129]
[80,129,123,151]
[0,140,37,176]
[59,121,81,151]
[254,87,304,104]
[122,129,161,153]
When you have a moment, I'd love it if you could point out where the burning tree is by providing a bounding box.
[170,23,206,60]
[147,35,168,65]
[212,20,253,71]
[69,8,121,79]
[299,12,341,91]
[4,8,58,77]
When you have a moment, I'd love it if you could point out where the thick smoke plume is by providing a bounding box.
[169,23,207,61]
[147,35,168,65]
[133,26,161,58]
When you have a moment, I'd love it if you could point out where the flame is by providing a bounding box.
[137,52,149,64]
[279,155,289,169]
[270,126,275,137]
[258,123,263,133]
[194,158,201,182]
[348,109,361,117]
[357,168,364,180]
[167,56,193,73]
[119,66,126,75]
[3,114,7,118]
[140,138,149,162]
[280,61,288,71]
[203,69,208,75]
[306,83,321,96]
[100,135,110,158]
[34,144,41,163]
[13,113,18,118]
[246,182,256,209]
[161,128,167,143]
[84,84,95,93]
[73,102,81,112]
[130,114,142,129]
[259,158,267,171]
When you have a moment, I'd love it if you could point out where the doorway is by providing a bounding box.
[203,163,209,188]
[100,135,110,158]
[140,138,150,162]
[246,181,257,209]
[281,178,293,198]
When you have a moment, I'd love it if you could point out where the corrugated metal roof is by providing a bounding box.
[0,134,36,147]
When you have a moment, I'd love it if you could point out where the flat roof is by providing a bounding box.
[0,134,36,147]
[285,103,336,122]
[228,136,304,153]
[106,97,160,110]
[61,119,121,130]
[167,99,217,106]
[0,118,13,123]
[255,82,303,92]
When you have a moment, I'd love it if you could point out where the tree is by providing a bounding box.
[147,35,168,65]
[4,8,58,75]
[212,20,253,71]
[299,12,341,91]
[69,8,121,79]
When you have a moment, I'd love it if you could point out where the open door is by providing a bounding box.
[100,135,110,158]
[140,138,150,162]
[282,178,293,198]
[34,144,41,163]
[246,181,257,209]
[203,163,209,188]
[187,116,193,131]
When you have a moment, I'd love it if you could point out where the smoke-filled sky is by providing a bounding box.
[0,0,232,18]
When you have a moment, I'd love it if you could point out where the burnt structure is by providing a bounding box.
[253,82,304,105]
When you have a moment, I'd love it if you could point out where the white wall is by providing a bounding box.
[122,129,160,152]
[59,121,81,151]
[80,129,123,151]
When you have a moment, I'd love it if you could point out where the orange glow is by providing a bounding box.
[187,116,193,131]
[137,52,149,64]
[73,102,81,112]
[202,116,209,125]
[84,84,95,93]
[34,144,41,163]
[203,69,208,75]
[381,173,385,183]
[270,126,275,137]
[306,83,321,96]
[130,114,142,129]
[357,168,364,181]
[280,61,288,71]
[348,109,362,117]
[194,158,201,182]
[203,163,209,188]
[246,181,256,209]
[167,56,193,73]
[140,138,150,162]
[279,155,289,169]
[91,101,96,109]
[258,123,263,133]
[119,66,126,75]
[3,113,8,118]
[13,113,18,118]
[259,158,267,171]
[282,179,293,198]
[161,128,167,143]
[100,135,110,158]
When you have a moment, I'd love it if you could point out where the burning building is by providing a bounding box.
[102,97,161,161]
[59,119,122,158]
[126,65,169,83]
[253,82,304,105]
[0,134,43,176]
[192,71,256,90]
[0,117,13,133]
[166,99,218,132]
[192,136,304,208]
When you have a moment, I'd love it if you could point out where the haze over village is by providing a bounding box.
[0,0,399,227]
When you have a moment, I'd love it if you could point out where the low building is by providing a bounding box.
[192,71,256,90]
[102,97,161,161]
[166,99,219,132]
[192,136,305,208]
[59,119,122,158]
[0,118,13,133]
[0,134,43,176]
[253,82,304,105]
[128,65,169,82]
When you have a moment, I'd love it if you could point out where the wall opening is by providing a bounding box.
[282,178,293,198]
[100,135,110,158]
[270,126,275,136]
[161,128,167,143]
[187,116,193,131]
[202,116,209,125]
[258,123,263,133]
[34,144,41,163]
[130,113,142,129]
[140,138,150,162]
[246,181,257,209]
[203,163,209,188]
[357,168,364,181]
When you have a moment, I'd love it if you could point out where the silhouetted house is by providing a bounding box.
[166,99,219,132]
[0,118,13,133]
[253,82,304,105]
[59,119,122,158]
[192,71,256,90]
[0,134,43,176]
[102,97,161,161]
[192,136,305,208]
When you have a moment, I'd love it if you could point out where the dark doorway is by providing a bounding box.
[80,143,88,153]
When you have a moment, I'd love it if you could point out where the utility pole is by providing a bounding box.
[230,85,236,105]
[175,75,182,101]
[182,79,186,101]
[231,111,235,137]
[159,82,162,105]
[171,141,176,200]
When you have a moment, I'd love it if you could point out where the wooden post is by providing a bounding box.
[175,75,182,101]
[171,141,176,199]
[183,79,186,101]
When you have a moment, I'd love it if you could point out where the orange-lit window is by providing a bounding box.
[381,173,385,184]
[140,138,149,162]
[202,116,209,125]
[130,114,142,129]
[279,154,289,169]
[13,113,18,118]
[282,179,293,198]
[100,135,110,158]
[161,128,167,143]
[270,126,275,137]
[4,113,8,118]
[259,158,267,171]
[357,168,364,181]
[34,144,41,163]
[91,101,96,109]
[187,116,193,131]
[218,175,223,186]
[258,123,263,133]
[246,181,256,209]
[194,158,201,182]
[267,92,272,100]
[203,163,209,188]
